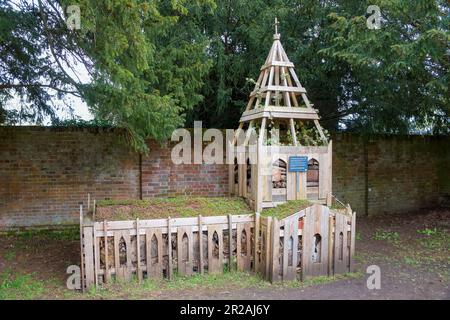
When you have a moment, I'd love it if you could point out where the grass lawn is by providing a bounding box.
[94,196,314,221]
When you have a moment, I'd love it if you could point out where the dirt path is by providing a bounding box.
[0,208,449,300]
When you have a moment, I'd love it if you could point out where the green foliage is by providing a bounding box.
[187,0,449,134]
[2,0,448,151]
[5,227,80,241]
[0,0,214,152]
[373,229,400,242]
[0,269,45,300]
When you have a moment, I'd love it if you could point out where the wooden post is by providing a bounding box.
[254,212,260,273]
[326,192,332,207]
[93,199,96,221]
[136,218,142,283]
[228,214,233,271]
[79,204,85,293]
[270,217,279,282]
[87,193,90,212]
[328,214,334,276]
[93,222,99,287]
[350,211,356,272]
[167,216,172,280]
[198,215,203,274]
[103,220,109,283]
[265,216,272,280]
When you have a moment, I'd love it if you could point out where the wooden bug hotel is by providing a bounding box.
[229,18,332,212]
[79,19,356,291]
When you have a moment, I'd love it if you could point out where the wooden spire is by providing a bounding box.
[236,19,328,146]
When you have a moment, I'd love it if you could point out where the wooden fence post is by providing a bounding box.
[254,212,260,273]
[104,220,109,283]
[198,215,203,274]
[167,216,172,280]
[228,214,233,271]
[350,211,356,272]
[136,218,142,283]
[79,204,85,293]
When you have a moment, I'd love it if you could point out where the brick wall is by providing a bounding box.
[0,127,448,229]
[0,127,140,229]
[332,134,449,216]
[141,140,228,197]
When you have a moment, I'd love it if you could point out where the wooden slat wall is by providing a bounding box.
[333,213,350,274]
[81,205,356,290]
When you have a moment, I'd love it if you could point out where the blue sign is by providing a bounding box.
[289,156,308,172]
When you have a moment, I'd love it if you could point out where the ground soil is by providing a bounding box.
[0,208,448,300]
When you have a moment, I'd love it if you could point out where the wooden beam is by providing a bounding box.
[260,61,294,70]
[250,85,306,97]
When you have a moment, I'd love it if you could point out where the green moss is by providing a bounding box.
[96,197,316,221]
[260,200,312,219]
[95,197,253,221]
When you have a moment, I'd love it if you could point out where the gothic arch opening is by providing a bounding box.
[312,234,322,263]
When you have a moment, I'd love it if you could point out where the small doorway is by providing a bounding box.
[307,158,319,200]
[272,159,287,202]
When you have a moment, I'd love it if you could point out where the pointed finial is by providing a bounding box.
[274,17,279,35]
[273,17,280,40]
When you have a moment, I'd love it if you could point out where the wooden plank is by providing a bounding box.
[93,224,99,286]
[282,215,298,280]
[83,226,95,289]
[198,215,204,274]
[240,108,319,122]
[228,214,233,271]
[302,205,330,278]
[113,231,120,279]
[114,230,131,281]
[254,212,260,272]
[249,85,306,97]
[350,211,356,272]
[270,218,280,282]
[207,225,223,274]
[260,60,294,70]
[334,212,349,274]
[79,205,85,293]
[177,226,193,276]
[328,215,334,276]
[103,220,110,283]
[265,217,272,280]
[136,219,142,283]
[167,217,172,280]
[236,222,252,271]
[145,229,163,279]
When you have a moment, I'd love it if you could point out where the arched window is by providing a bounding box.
[240,229,247,257]
[119,237,127,265]
[182,233,189,262]
[312,234,322,263]
[151,234,159,264]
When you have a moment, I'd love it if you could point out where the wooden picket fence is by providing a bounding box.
[79,203,355,291]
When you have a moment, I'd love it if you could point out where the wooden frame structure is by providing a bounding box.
[80,203,356,290]
[229,19,332,212]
